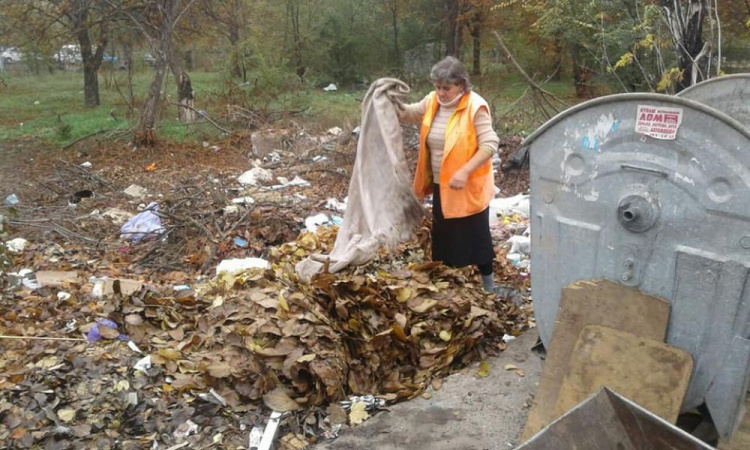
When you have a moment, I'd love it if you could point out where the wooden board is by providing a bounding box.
[719,396,750,450]
[521,280,670,441]
[555,325,693,423]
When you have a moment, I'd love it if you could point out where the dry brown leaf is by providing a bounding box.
[125,314,143,325]
[349,402,369,425]
[263,387,301,412]
[477,360,490,378]
[431,379,443,391]
[422,392,432,399]
[57,408,76,422]
[327,404,348,425]
[158,349,181,361]
[98,325,120,340]
[207,362,232,378]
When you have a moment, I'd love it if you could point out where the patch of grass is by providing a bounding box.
[0,67,584,146]
[0,70,227,146]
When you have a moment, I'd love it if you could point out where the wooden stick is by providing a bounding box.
[168,102,231,134]
[0,335,87,342]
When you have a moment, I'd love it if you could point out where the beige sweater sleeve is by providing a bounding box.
[397,94,430,125]
[474,107,499,156]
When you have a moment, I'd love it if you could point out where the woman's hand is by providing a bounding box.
[449,168,469,190]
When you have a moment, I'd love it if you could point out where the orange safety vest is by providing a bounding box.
[413,91,495,219]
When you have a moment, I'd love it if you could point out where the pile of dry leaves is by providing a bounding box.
[0,222,529,449]
[0,126,530,449]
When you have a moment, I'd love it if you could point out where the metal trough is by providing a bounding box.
[517,388,715,450]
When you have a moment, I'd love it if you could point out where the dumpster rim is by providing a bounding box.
[520,92,750,148]
[677,73,750,97]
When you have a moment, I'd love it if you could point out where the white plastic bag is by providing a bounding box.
[120,202,165,243]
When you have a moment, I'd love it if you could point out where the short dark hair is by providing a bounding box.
[430,56,471,90]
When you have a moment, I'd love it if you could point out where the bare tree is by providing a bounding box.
[202,0,248,80]
[661,0,709,91]
[115,0,197,145]
[445,0,460,56]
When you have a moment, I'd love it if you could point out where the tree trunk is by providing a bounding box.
[571,44,592,98]
[168,47,196,123]
[72,0,107,108]
[288,0,305,80]
[390,0,400,67]
[661,0,708,91]
[83,63,100,107]
[228,22,243,79]
[471,19,480,75]
[445,0,459,56]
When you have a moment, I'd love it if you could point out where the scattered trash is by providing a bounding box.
[120,202,165,243]
[266,176,311,190]
[102,208,132,225]
[127,341,142,353]
[8,268,38,290]
[502,334,517,343]
[36,271,79,288]
[312,155,329,163]
[198,388,228,407]
[144,163,157,172]
[238,167,274,186]
[490,194,530,221]
[223,205,240,215]
[326,197,347,212]
[5,194,21,206]
[327,127,343,136]
[248,426,264,449]
[216,257,269,276]
[267,151,281,163]
[322,424,343,440]
[202,141,210,148]
[90,277,144,298]
[323,83,338,92]
[133,355,152,373]
[80,161,92,168]
[304,213,330,234]
[173,285,191,291]
[173,420,199,440]
[340,395,386,411]
[57,292,72,301]
[231,196,256,205]
[86,319,128,343]
[123,184,148,198]
[233,237,249,248]
[257,411,284,450]
[5,237,29,253]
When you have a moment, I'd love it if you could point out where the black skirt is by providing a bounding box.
[431,184,495,268]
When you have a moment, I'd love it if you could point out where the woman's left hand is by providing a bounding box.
[449,169,469,190]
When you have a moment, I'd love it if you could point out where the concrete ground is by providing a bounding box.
[315,330,543,450]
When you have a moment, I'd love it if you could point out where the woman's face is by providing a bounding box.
[433,82,463,103]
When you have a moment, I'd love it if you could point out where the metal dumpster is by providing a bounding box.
[677,74,750,128]
[524,93,750,440]
[517,388,715,450]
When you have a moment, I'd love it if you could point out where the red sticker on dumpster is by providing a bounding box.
[635,105,683,140]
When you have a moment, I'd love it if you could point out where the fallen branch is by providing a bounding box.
[61,129,116,150]
[1,335,87,342]
[492,31,568,119]
[168,102,231,134]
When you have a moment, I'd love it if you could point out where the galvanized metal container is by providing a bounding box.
[677,74,750,128]
[524,93,750,440]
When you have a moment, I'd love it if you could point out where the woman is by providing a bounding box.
[395,56,500,293]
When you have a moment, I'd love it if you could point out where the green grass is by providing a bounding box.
[0,67,582,147]
[0,70,227,146]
